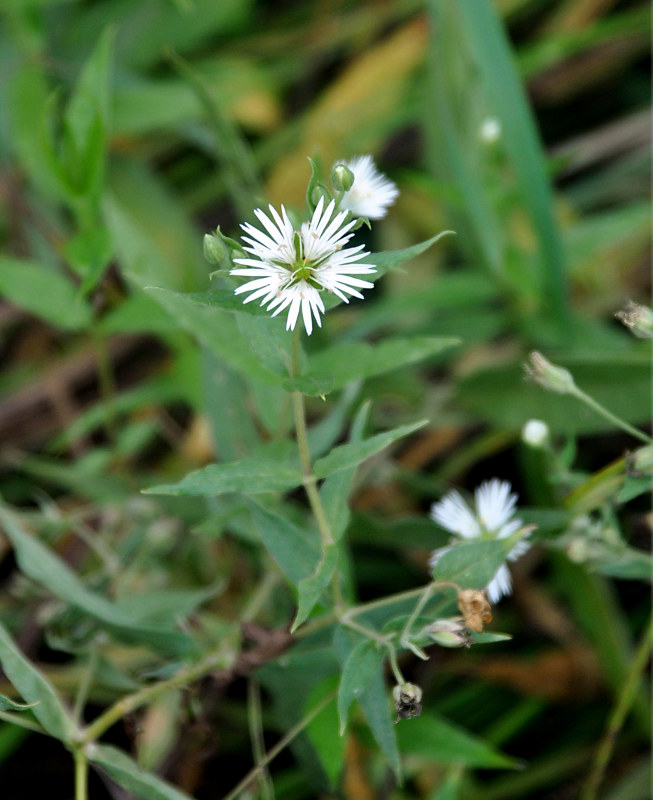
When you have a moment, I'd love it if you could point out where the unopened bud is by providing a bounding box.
[627,444,652,477]
[615,301,653,339]
[393,682,423,721]
[457,589,492,633]
[429,618,471,648]
[330,163,355,192]
[310,183,331,208]
[525,352,576,395]
[203,232,228,265]
[522,419,549,448]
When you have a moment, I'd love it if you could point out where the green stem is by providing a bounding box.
[80,643,235,745]
[572,387,651,445]
[73,646,99,725]
[341,617,406,685]
[247,680,274,800]
[400,583,435,646]
[290,330,341,606]
[222,690,336,800]
[580,615,653,800]
[74,748,88,800]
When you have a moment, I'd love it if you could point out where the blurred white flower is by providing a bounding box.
[337,155,399,219]
[231,198,376,335]
[429,479,530,603]
[480,117,501,143]
[522,419,549,448]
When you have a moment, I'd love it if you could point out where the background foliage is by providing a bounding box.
[0,1,650,799]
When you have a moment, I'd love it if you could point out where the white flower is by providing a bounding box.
[230,198,376,335]
[429,479,530,604]
[337,155,399,219]
[480,117,501,144]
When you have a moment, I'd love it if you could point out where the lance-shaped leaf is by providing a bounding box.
[144,454,303,498]
[0,622,78,742]
[292,545,338,632]
[248,501,320,585]
[314,420,427,479]
[89,744,194,800]
[285,337,459,396]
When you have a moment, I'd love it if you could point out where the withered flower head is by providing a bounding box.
[457,589,493,633]
[392,682,423,722]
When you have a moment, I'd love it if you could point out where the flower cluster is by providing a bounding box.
[223,156,398,335]
[429,479,531,604]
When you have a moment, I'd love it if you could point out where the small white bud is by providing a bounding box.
[522,419,549,448]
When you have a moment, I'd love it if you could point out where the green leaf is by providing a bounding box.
[369,231,455,281]
[286,337,459,395]
[334,627,401,777]
[431,540,513,589]
[113,584,221,624]
[337,640,382,735]
[0,257,93,330]
[0,695,39,712]
[0,622,78,742]
[89,744,194,800]
[305,677,345,789]
[292,545,338,632]
[396,712,519,768]
[144,450,302,498]
[145,286,285,384]
[592,549,652,582]
[618,474,651,504]
[64,226,113,296]
[0,506,198,659]
[248,501,320,585]
[179,288,273,316]
[314,420,427,479]
[320,401,370,541]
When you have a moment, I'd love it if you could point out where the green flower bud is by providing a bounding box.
[310,183,331,208]
[330,162,355,192]
[428,618,470,648]
[525,351,576,395]
[203,232,228,265]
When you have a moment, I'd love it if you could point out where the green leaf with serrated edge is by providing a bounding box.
[292,546,338,632]
[431,539,513,590]
[320,402,370,541]
[144,452,302,498]
[0,695,39,712]
[0,506,198,659]
[88,744,194,800]
[314,420,426,479]
[334,627,400,777]
[285,337,459,395]
[337,640,382,735]
[0,258,93,330]
[305,676,345,789]
[0,622,78,742]
[248,501,320,585]
[396,712,518,768]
